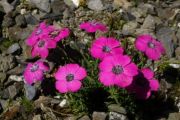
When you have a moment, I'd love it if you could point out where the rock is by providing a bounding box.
[135,28,154,36]
[109,112,128,120]
[33,115,42,120]
[113,0,132,9]
[59,99,68,108]
[79,115,91,120]
[156,27,176,58]
[175,47,180,60]
[122,21,138,34]
[142,15,155,30]
[7,65,25,75]
[121,11,136,21]
[2,15,15,27]
[0,54,16,72]
[29,0,51,13]
[157,8,175,20]
[176,29,180,45]
[87,0,104,11]
[92,112,107,120]
[169,64,180,69]
[51,0,66,15]
[0,99,8,110]
[0,0,14,13]
[131,7,146,19]
[24,84,36,100]
[167,113,180,120]
[108,104,127,114]
[15,15,27,27]
[34,96,60,108]
[64,0,85,8]
[0,72,7,83]
[7,43,21,54]
[8,75,24,82]
[8,25,34,41]
[138,3,156,15]
[3,85,17,99]
[24,13,39,25]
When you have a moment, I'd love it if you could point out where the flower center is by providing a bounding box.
[66,74,74,81]
[112,65,123,75]
[38,40,45,47]
[102,46,111,53]
[49,30,59,38]
[148,42,155,48]
[30,64,39,72]
[35,28,42,35]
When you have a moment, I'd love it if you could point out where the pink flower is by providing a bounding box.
[54,64,87,93]
[23,61,49,85]
[90,37,124,60]
[126,68,160,99]
[80,21,108,33]
[135,34,165,60]
[31,36,57,58]
[99,55,138,87]
[47,27,70,42]
[26,22,52,46]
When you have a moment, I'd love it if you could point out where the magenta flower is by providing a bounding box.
[90,37,124,60]
[54,64,87,93]
[99,55,138,87]
[26,22,52,46]
[31,36,57,58]
[135,34,165,60]
[47,27,70,42]
[23,61,49,85]
[80,21,107,33]
[126,68,160,99]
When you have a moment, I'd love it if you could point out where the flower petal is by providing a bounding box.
[55,80,68,93]
[99,72,115,86]
[115,73,133,88]
[149,79,159,91]
[67,80,82,92]
[141,68,154,80]
[123,63,138,77]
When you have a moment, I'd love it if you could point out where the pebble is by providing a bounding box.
[87,0,104,11]
[7,43,21,54]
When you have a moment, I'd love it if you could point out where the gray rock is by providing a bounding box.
[15,15,26,27]
[24,13,39,25]
[87,0,104,11]
[0,0,14,13]
[135,28,154,36]
[142,15,155,30]
[92,112,107,120]
[156,27,176,58]
[51,0,66,15]
[7,43,21,54]
[109,112,128,120]
[167,112,180,120]
[64,0,80,8]
[2,15,15,27]
[29,0,51,13]
[122,21,138,34]
[3,85,17,99]
[121,12,136,21]
[0,72,7,83]
[8,25,34,41]
[24,84,36,100]
[33,115,42,120]
[138,3,156,15]
[108,104,127,114]
[0,99,8,110]
[7,64,25,75]
[0,54,16,72]
[79,115,91,120]
[176,29,180,46]
[157,8,174,20]
[175,47,180,60]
